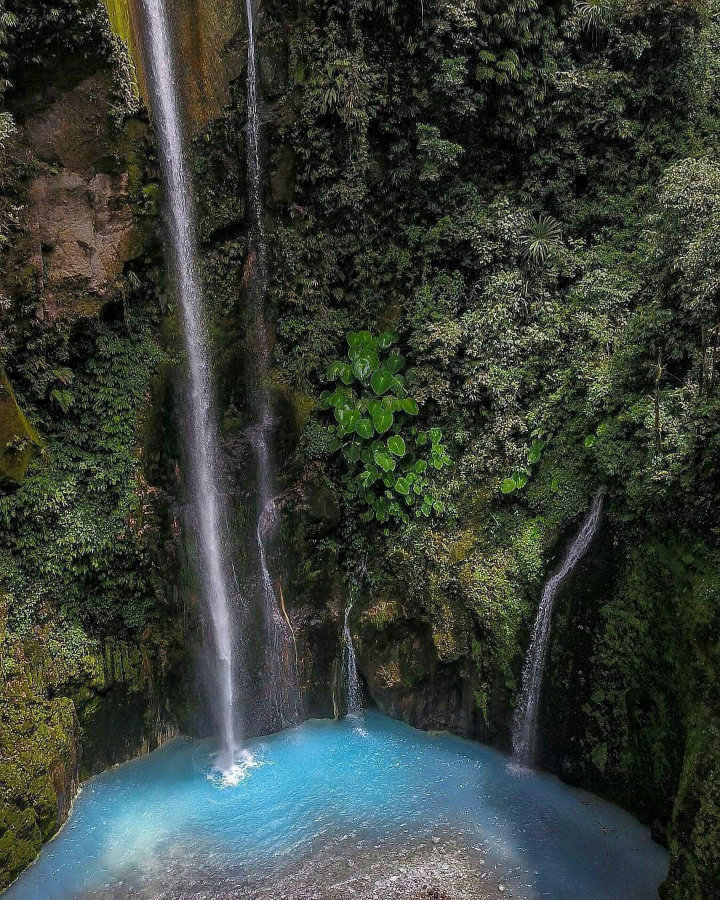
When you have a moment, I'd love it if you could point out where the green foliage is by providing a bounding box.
[574,0,614,41]
[0,321,163,635]
[268,6,720,891]
[519,213,563,266]
[501,438,546,495]
[318,331,450,524]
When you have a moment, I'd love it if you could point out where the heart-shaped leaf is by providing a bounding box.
[394,476,410,495]
[387,435,406,457]
[354,418,374,440]
[382,396,401,412]
[329,387,351,408]
[377,330,398,349]
[352,353,379,383]
[401,398,419,415]
[501,478,516,494]
[371,407,393,434]
[359,468,379,488]
[347,331,374,359]
[373,449,396,472]
[371,369,394,396]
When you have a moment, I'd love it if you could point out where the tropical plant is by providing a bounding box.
[575,0,614,41]
[319,331,451,524]
[500,438,545,495]
[520,213,563,266]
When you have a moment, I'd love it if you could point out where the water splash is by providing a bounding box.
[137,0,238,769]
[244,0,300,729]
[342,604,363,717]
[208,749,262,789]
[512,490,605,766]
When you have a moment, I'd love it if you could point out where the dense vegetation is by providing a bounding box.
[0,1,185,885]
[259,0,720,895]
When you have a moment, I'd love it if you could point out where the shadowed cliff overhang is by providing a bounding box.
[102,0,244,131]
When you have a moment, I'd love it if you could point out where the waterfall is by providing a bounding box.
[342,605,363,717]
[244,0,300,729]
[137,0,238,769]
[512,489,605,766]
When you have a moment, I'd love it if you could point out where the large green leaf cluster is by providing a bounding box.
[319,331,450,524]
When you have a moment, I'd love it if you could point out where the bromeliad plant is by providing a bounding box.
[319,330,451,524]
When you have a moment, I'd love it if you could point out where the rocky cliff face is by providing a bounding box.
[0,3,187,888]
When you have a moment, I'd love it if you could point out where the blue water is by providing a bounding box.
[5,712,667,899]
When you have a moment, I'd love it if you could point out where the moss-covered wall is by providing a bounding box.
[0,2,192,889]
[0,371,42,483]
[102,0,245,130]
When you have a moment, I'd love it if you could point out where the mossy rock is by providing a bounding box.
[0,370,42,484]
[661,717,720,898]
[0,806,42,891]
[0,692,79,890]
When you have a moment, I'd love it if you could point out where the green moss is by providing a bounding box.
[100,0,142,91]
[0,370,42,484]
[0,689,78,890]
[662,719,720,898]
[0,806,42,890]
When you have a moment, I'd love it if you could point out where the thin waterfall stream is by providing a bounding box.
[243,0,300,728]
[137,0,238,770]
[342,603,363,716]
[512,489,605,766]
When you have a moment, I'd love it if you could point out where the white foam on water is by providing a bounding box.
[209,749,263,789]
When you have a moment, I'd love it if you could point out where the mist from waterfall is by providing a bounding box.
[244,0,300,729]
[342,604,363,717]
[137,0,238,769]
[512,490,605,766]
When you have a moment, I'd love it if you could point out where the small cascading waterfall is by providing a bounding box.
[512,489,605,766]
[137,0,238,768]
[244,0,300,729]
[342,604,363,717]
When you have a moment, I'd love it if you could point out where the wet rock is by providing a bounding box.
[28,170,139,315]
[16,71,147,323]
[651,817,668,847]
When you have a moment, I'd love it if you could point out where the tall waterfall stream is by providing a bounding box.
[512,490,605,765]
[243,0,300,729]
[137,0,238,771]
